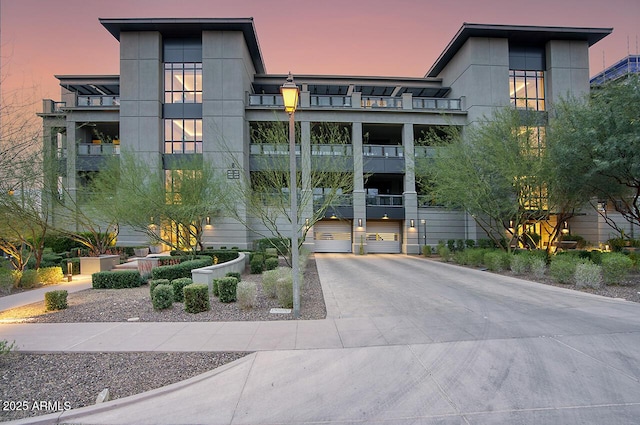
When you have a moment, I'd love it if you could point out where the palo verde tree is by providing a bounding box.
[420,107,580,251]
[89,151,228,257]
[223,121,354,263]
[547,74,640,236]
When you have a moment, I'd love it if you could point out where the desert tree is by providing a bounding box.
[222,120,354,263]
[88,151,228,257]
[547,74,640,237]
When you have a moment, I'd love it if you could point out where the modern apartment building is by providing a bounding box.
[40,18,615,254]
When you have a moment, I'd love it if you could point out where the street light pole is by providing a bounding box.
[281,72,301,318]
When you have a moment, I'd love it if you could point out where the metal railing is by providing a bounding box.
[311,144,352,156]
[249,143,300,155]
[248,94,285,108]
[313,194,353,207]
[414,146,436,157]
[77,95,120,107]
[366,194,403,206]
[310,95,351,107]
[363,145,404,157]
[361,96,402,109]
[77,143,120,156]
[412,97,461,111]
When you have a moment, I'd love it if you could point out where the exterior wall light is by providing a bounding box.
[410,219,415,228]
[382,214,389,219]
[358,218,362,227]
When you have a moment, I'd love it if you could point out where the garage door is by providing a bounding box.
[367,221,401,253]
[314,221,352,253]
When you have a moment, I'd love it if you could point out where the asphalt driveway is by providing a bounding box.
[5,253,640,425]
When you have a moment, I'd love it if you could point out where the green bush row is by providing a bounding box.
[151,258,213,281]
[92,270,142,289]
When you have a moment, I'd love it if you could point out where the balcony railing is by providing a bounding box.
[413,97,461,111]
[311,144,352,156]
[77,95,120,107]
[250,143,300,155]
[248,94,285,108]
[42,99,67,113]
[363,145,404,157]
[311,95,351,107]
[366,194,403,206]
[414,146,436,157]
[313,194,353,207]
[361,96,402,109]
[77,143,120,156]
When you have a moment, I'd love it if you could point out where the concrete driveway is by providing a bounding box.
[6,254,640,425]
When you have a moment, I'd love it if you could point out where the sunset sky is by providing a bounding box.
[1,0,639,103]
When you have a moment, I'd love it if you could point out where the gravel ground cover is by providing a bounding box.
[0,257,324,421]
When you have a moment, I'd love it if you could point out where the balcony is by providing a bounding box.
[312,144,352,156]
[248,94,285,108]
[412,97,461,111]
[77,143,120,156]
[76,95,120,107]
[42,99,67,114]
[249,143,300,155]
[361,96,402,109]
[366,194,403,207]
[414,146,436,158]
[311,95,351,108]
[363,145,403,157]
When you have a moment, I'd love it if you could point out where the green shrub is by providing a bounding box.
[149,279,171,295]
[466,248,487,267]
[44,290,68,311]
[510,254,529,275]
[218,277,239,303]
[151,258,212,281]
[37,267,64,285]
[455,239,465,252]
[199,250,239,264]
[262,268,281,298]
[18,269,39,288]
[465,239,476,249]
[212,278,221,297]
[92,270,142,289]
[276,275,293,309]
[0,269,16,294]
[0,340,16,356]
[484,251,511,272]
[422,245,431,257]
[250,255,264,274]
[264,257,279,271]
[530,257,547,279]
[171,278,192,303]
[152,284,174,310]
[225,271,241,281]
[437,246,451,262]
[446,239,455,252]
[601,253,633,285]
[587,250,603,265]
[265,247,278,258]
[236,281,257,309]
[574,262,603,289]
[184,283,210,313]
[549,257,578,284]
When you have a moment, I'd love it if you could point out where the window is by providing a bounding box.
[510,70,545,111]
[164,63,202,104]
[164,119,202,154]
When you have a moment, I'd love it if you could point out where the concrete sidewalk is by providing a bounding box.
[0,275,93,313]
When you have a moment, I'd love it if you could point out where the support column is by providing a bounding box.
[403,123,419,254]
[352,122,366,254]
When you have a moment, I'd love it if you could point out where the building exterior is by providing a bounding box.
[40,19,613,254]
[590,54,640,84]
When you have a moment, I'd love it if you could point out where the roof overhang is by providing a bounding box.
[55,75,120,96]
[99,18,266,74]
[427,23,612,77]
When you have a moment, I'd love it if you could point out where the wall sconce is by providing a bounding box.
[330,213,337,219]
[561,221,570,234]
[357,218,362,227]
[508,220,514,233]
[206,216,211,226]
[382,214,389,220]
[410,219,415,228]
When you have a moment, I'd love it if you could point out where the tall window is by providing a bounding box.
[509,70,545,111]
[164,119,202,154]
[164,63,202,103]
